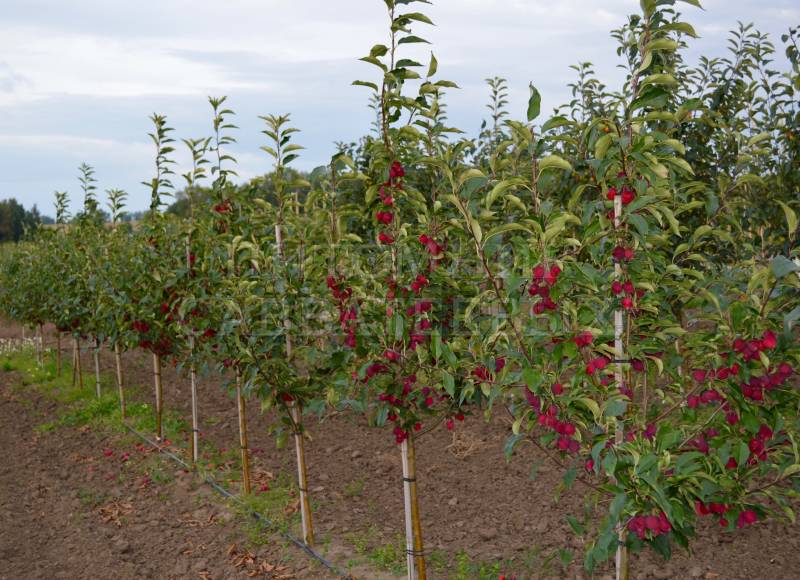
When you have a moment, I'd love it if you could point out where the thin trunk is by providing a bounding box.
[152,353,163,441]
[236,371,251,494]
[93,338,102,398]
[290,401,314,546]
[114,343,125,418]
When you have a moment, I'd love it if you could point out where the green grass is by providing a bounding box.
[343,476,366,497]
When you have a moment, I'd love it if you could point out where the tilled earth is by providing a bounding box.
[0,370,343,580]
[2,323,800,579]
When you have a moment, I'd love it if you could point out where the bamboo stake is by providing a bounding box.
[71,337,77,386]
[185,234,200,465]
[56,332,62,376]
[290,401,314,545]
[152,353,163,441]
[408,434,426,580]
[613,187,629,580]
[236,370,251,494]
[189,362,199,464]
[276,220,314,544]
[36,324,43,366]
[93,337,102,398]
[114,342,125,418]
[401,439,416,580]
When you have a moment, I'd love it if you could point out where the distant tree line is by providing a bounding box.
[0,198,52,242]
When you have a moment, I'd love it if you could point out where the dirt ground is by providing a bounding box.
[2,322,800,579]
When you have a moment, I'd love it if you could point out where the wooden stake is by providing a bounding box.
[114,343,125,418]
[152,353,163,441]
[93,338,102,398]
[290,402,314,545]
[236,371,251,494]
[56,332,62,376]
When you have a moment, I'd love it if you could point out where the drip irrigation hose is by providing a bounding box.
[123,423,352,579]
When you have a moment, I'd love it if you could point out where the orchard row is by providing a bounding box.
[1,1,799,578]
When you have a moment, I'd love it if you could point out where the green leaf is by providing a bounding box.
[541,116,573,132]
[777,201,798,238]
[595,134,613,160]
[567,515,585,535]
[484,222,534,244]
[578,398,601,422]
[527,83,541,122]
[397,35,430,44]
[369,44,389,57]
[646,38,680,52]
[662,22,699,38]
[426,52,438,77]
[640,73,678,88]
[399,11,434,25]
[563,467,578,489]
[442,370,455,396]
[538,155,572,173]
[504,433,524,461]
[628,213,649,238]
[603,398,628,418]
[610,492,627,522]
[782,464,800,477]
[771,255,799,278]
[431,329,442,360]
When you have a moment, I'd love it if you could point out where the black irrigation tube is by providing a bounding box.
[124,423,353,579]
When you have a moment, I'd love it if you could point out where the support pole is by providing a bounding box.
[152,353,163,441]
[56,332,62,377]
[114,343,125,418]
[36,324,43,366]
[236,370,251,494]
[186,234,199,465]
[401,434,427,580]
[613,187,629,580]
[190,362,199,464]
[93,337,102,398]
[401,439,415,580]
[290,401,314,546]
[74,337,83,389]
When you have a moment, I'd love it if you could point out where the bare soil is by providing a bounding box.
[2,322,800,579]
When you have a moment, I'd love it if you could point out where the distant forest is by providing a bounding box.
[0,199,51,242]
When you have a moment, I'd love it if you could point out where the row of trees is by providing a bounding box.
[1,2,799,579]
[0,198,49,242]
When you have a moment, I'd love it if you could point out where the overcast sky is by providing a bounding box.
[1,0,797,217]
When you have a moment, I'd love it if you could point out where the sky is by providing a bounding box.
[0,0,797,217]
